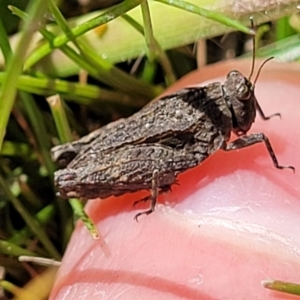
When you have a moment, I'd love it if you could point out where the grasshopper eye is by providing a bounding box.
[237,83,253,100]
[238,84,248,95]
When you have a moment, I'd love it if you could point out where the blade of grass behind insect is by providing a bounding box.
[10,4,160,100]
[9,204,55,246]
[243,34,300,62]
[6,0,298,78]
[0,18,12,64]
[0,71,141,107]
[154,0,254,35]
[141,59,158,83]
[0,174,61,259]
[276,16,296,41]
[1,141,30,156]
[47,0,161,99]
[47,95,76,247]
[139,1,176,84]
[24,0,141,69]
[47,95,72,144]
[47,95,99,240]
[76,39,163,99]
[48,0,83,54]
[254,24,270,53]
[22,0,162,99]
[0,0,48,151]
[0,5,54,176]
[0,240,37,257]
[122,14,176,85]
[0,1,62,259]
[140,0,156,63]
[18,92,55,175]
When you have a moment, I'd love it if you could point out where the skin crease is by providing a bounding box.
[50,60,300,300]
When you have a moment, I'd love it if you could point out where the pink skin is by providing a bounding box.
[50,60,300,300]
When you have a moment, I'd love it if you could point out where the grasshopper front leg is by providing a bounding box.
[224,133,294,172]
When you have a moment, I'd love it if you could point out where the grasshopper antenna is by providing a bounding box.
[248,16,256,82]
[252,56,280,120]
[252,57,281,120]
[248,17,274,89]
[248,17,279,120]
[253,56,274,87]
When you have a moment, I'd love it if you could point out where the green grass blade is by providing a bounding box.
[24,0,142,70]
[1,141,30,156]
[122,13,176,85]
[0,174,61,259]
[0,240,37,257]
[154,0,254,35]
[9,205,55,245]
[263,279,300,296]
[47,95,99,239]
[69,199,99,239]
[0,0,48,151]
[0,18,12,64]
[10,3,159,99]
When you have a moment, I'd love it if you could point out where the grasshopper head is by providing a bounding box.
[51,144,79,167]
[224,70,256,136]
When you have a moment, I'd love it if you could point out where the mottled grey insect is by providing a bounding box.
[53,56,294,220]
[52,18,295,220]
